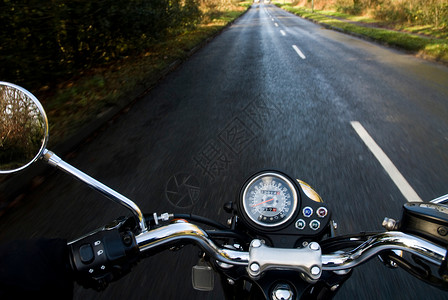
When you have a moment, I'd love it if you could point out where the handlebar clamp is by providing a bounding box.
[247,239,322,283]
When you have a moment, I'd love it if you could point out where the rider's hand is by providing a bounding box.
[0,238,73,298]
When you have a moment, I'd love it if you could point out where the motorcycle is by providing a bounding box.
[1,81,448,299]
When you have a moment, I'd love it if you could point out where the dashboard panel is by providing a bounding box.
[237,170,331,247]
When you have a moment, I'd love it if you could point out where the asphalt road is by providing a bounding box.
[1,3,448,299]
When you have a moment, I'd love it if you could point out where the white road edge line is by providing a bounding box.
[351,121,423,202]
[274,22,279,27]
[292,45,306,59]
[280,30,286,36]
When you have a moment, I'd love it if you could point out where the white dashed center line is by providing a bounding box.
[292,45,306,59]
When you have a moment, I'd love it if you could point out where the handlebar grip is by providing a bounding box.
[68,227,139,290]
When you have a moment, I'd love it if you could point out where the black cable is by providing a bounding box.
[319,232,380,253]
[173,214,228,230]
[205,230,248,245]
[144,213,228,230]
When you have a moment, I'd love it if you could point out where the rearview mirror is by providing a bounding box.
[0,82,49,174]
[0,82,148,231]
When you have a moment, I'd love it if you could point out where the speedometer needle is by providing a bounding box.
[252,198,274,207]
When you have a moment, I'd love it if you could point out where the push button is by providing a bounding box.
[310,220,320,230]
[295,219,306,230]
[303,207,313,217]
[317,207,328,218]
[79,244,94,264]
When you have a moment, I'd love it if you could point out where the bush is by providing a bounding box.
[373,0,448,27]
[330,0,448,28]
[0,0,203,90]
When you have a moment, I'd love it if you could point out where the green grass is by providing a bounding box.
[398,25,448,40]
[315,9,448,39]
[278,5,448,64]
[37,7,248,147]
[317,10,379,24]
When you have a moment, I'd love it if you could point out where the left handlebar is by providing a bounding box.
[68,219,249,291]
[135,221,249,265]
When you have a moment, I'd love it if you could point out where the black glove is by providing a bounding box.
[0,238,73,298]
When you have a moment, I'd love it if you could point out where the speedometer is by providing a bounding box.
[241,171,299,228]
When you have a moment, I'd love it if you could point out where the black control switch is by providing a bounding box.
[79,244,94,264]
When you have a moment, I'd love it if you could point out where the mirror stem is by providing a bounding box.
[42,149,148,233]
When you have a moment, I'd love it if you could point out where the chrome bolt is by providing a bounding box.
[332,221,338,230]
[382,217,398,230]
[272,283,293,300]
[309,242,320,251]
[250,263,260,273]
[251,239,262,248]
[310,266,321,276]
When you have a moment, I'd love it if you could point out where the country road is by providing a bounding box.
[1,2,448,299]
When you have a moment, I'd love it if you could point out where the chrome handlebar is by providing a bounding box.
[322,231,446,270]
[134,221,447,279]
[135,221,249,265]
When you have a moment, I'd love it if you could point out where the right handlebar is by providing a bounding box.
[322,231,447,271]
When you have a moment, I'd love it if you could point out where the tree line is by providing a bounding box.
[339,0,447,27]
[0,0,202,89]
[299,0,447,28]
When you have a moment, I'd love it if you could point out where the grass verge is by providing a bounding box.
[277,4,448,65]
[35,6,249,148]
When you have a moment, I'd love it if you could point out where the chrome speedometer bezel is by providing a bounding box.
[240,171,299,229]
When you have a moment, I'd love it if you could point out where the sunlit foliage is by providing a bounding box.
[294,0,448,28]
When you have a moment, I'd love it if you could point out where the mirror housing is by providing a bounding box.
[0,82,49,174]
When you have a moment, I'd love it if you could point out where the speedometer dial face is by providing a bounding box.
[242,172,298,227]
